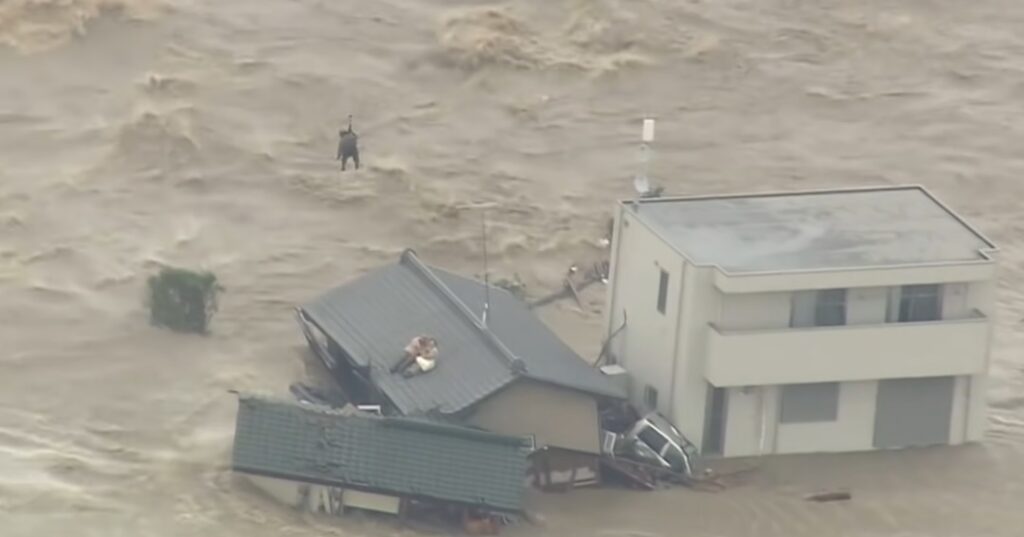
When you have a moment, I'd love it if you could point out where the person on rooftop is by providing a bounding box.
[391,335,438,377]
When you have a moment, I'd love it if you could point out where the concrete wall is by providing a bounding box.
[964,279,996,442]
[714,262,995,293]
[605,196,996,455]
[721,386,779,457]
[774,381,878,453]
[706,315,989,386]
[949,376,969,444]
[717,292,790,330]
[605,207,686,417]
[719,375,975,455]
[670,265,722,451]
[965,374,988,442]
[468,380,600,454]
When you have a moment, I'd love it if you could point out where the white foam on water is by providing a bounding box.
[1,0,1024,535]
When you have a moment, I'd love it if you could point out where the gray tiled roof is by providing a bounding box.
[300,250,624,416]
[231,396,529,513]
[434,268,624,399]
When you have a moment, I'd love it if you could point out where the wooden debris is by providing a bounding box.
[600,457,658,490]
[805,491,852,502]
[529,261,609,310]
[565,276,583,309]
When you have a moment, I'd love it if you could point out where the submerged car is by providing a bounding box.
[625,412,700,476]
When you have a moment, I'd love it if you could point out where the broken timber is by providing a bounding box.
[600,458,657,490]
[805,491,852,502]
[528,262,609,310]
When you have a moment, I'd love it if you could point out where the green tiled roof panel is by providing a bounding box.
[232,396,529,512]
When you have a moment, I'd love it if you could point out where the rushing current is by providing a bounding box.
[2,0,1023,535]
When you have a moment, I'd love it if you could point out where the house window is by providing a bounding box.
[896,284,943,322]
[791,289,847,327]
[643,385,659,410]
[780,382,839,423]
[814,289,847,326]
[656,269,669,314]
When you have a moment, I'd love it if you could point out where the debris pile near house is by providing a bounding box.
[597,403,730,492]
[295,249,627,494]
[528,261,610,310]
[232,248,735,534]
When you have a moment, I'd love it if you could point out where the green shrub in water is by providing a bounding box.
[147,267,223,334]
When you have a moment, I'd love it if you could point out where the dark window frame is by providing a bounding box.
[780,382,840,423]
[644,384,659,411]
[637,425,669,453]
[813,288,847,327]
[898,284,943,323]
[656,269,669,314]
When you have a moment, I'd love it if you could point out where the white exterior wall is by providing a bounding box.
[717,292,790,330]
[710,280,993,455]
[721,386,777,457]
[774,381,878,453]
[671,265,720,450]
[721,376,975,456]
[714,263,995,293]
[605,207,686,418]
[965,278,996,442]
[706,317,989,386]
[243,475,402,515]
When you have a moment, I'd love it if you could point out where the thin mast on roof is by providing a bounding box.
[632,117,656,209]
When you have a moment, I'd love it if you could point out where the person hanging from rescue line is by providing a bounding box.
[337,115,360,171]
[390,335,439,377]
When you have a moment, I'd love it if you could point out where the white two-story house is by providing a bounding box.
[604,185,998,457]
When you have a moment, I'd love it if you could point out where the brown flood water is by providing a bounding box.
[1,0,1023,535]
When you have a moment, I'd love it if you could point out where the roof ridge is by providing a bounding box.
[399,249,527,375]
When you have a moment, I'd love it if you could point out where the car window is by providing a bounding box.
[662,444,688,473]
[637,425,669,452]
[630,438,667,469]
[646,414,686,445]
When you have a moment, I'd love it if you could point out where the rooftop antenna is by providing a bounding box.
[632,117,656,210]
[481,210,491,327]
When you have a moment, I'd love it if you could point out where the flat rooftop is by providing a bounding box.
[629,186,995,273]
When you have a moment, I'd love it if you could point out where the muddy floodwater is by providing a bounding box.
[1,1,1023,536]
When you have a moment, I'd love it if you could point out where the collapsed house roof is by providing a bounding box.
[231,395,530,513]
[299,249,625,416]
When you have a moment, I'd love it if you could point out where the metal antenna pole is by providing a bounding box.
[632,118,656,210]
[481,210,491,327]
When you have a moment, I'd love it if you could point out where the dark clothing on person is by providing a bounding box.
[338,129,359,171]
